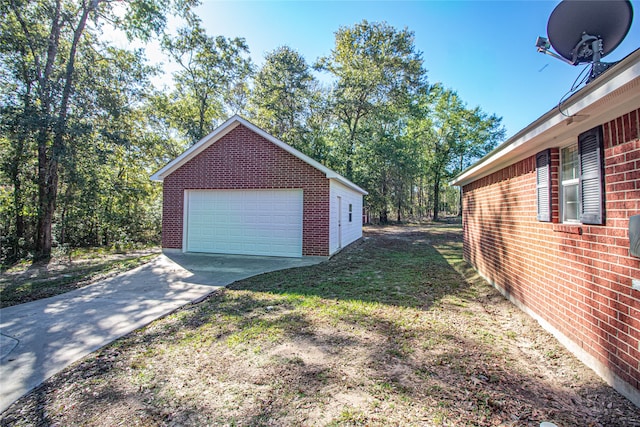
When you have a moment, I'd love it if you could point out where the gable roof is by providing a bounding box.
[451,48,640,187]
[150,115,368,195]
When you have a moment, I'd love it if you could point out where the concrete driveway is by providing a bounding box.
[0,252,324,413]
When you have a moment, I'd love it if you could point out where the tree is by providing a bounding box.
[410,84,504,220]
[1,0,195,259]
[249,46,315,151]
[162,20,253,143]
[355,116,421,223]
[54,45,165,247]
[315,20,425,180]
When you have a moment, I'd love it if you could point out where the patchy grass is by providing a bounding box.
[1,223,638,426]
[0,249,159,308]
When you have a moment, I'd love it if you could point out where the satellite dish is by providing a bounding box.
[548,0,633,64]
[536,0,634,82]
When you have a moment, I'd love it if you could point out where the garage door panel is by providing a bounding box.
[186,189,303,257]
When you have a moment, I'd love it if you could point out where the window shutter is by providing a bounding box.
[536,149,551,222]
[579,126,604,225]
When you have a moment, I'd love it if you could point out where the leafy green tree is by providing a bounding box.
[54,45,165,247]
[249,46,315,151]
[315,20,425,180]
[411,84,504,220]
[162,19,253,143]
[303,82,336,164]
[1,0,196,259]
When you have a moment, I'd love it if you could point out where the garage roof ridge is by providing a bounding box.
[150,115,367,195]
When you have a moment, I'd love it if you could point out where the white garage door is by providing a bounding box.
[185,189,303,257]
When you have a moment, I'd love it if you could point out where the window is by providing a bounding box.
[561,144,579,222]
[348,204,353,222]
[536,126,604,225]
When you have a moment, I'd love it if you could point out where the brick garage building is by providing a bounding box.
[151,116,367,258]
[451,50,640,406]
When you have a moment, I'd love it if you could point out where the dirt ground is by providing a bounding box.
[1,224,639,426]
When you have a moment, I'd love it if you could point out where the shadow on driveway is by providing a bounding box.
[0,252,325,413]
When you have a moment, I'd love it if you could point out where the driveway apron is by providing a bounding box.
[0,253,324,413]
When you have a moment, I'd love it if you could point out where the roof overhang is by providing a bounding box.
[150,115,368,195]
[451,49,640,187]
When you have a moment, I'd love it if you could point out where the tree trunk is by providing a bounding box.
[198,92,208,142]
[432,174,441,221]
[36,130,56,259]
[379,209,388,224]
[34,0,98,258]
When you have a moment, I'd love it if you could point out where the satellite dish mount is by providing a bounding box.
[536,0,633,83]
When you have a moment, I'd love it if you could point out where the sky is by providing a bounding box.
[148,0,640,140]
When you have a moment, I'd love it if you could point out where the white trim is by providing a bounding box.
[150,115,368,195]
[182,190,189,252]
[151,120,240,182]
[560,143,579,223]
[451,49,640,187]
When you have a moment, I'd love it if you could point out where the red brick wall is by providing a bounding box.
[462,108,640,401]
[162,124,330,256]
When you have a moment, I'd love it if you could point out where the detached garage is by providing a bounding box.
[151,115,367,257]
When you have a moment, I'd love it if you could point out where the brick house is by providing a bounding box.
[451,49,640,406]
[151,115,367,258]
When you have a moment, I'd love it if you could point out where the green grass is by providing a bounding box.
[1,222,636,427]
[0,253,158,307]
[230,226,462,309]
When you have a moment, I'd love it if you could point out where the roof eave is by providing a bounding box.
[450,49,640,187]
[149,115,368,195]
[150,117,241,182]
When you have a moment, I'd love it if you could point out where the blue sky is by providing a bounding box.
[185,0,639,139]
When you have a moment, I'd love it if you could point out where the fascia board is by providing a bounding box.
[150,117,241,182]
[234,117,368,195]
[328,175,369,195]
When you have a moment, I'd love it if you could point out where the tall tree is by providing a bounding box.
[355,116,421,223]
[315,20,425,179]
[54,45,164,247]
[249,46,315,151]
[411,84,504,220]
[162,20,253,143]
[1,0,195,258]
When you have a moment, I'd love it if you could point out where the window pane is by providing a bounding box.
[564,183,579,221]
[562,145,578,181]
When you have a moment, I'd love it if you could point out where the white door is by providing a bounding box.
[185,189,303,257]
[337,196,342,249]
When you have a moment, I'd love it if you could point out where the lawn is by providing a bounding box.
[0,249,159,308]
[1,223,638,426]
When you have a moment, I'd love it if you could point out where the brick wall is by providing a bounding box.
[462,108,640,403]
[162,124,330,256]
